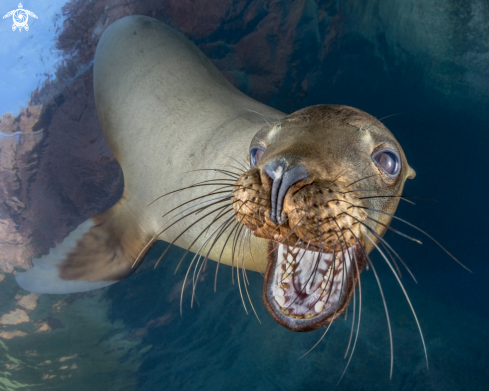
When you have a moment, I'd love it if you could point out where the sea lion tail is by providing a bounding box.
[15,198,153,294]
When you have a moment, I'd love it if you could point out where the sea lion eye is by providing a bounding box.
[250,147,265,167]
[372,148,400,177]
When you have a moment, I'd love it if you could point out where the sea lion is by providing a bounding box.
[232,105,415,331]
[15,16,415,332]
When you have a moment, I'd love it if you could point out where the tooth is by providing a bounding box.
[285,262,291,270]
[305,313,314,319]
[283,274,292,283]
[321,281,329,289]
[280,308,290,315]
[314,301,325,313]
[275,288,284,296]
[281,283,290,290]
[287,254,294,263]
[275,295,286,306]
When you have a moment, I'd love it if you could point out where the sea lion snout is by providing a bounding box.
[262,160,309,224]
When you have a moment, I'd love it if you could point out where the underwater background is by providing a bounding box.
[0,0,488,389]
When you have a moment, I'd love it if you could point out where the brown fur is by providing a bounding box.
[233,168,367,252]
[59,194,153,282]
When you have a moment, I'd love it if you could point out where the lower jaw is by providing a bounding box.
[262,242,363,332]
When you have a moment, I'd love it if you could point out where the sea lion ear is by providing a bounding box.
[407,166,416,179]
[15,195,153,294]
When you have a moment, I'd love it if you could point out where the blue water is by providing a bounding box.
[0,0,66,116]
[1,1,488,390]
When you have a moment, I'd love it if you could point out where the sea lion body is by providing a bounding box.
[15,16,415,332]
[16,16,278,294]
[93,16,280,271]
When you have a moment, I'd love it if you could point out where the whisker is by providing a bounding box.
[357,195,416,205]
[298,317,335,360]
[285,239,322,310]
[329,224,349,314]
[185,168,242,178]
[234,224,248,314]
[134,190,235,267]
[160,203,234,270]
[331,168,347,186]
[329,221,357,363]
[364,234,429,374]
[158,181,269,233]
[154,201,234,269]
[346,174,377,188]
[241,228,261,322]
[364,215,422,244]
[196,217,236,292]
[351,205,471,272]
[324,198,468,272]
[346,213,418,283]
[215,220,241,292]
[301,233,323,306]
[337,233,363,384]
[363,112,403,132]
[227,201,252,286]
[163,192,232,220]
[243,107,272,126]
[181,167,243,177]
[133,199,233,269]
[379,240,403,278]
[344,275,356,356]
[241,230,251,286]
[190,214,237,305]
[181,213,236,314]
[246,221,265,277]
[378,112,404,122]
[225,155,249,171]
[357,235,394,379]
[346,189,438,203]
[148,179,237,206]
[231,212,249,285]
[225,164,249,175]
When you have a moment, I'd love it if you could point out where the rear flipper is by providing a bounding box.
[16,198,153,294]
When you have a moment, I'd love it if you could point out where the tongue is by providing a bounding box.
[291,248,331,295]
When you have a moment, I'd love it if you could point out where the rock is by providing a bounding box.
[18,293,41,311]
[0,309,30,325]
[0,330,28,339]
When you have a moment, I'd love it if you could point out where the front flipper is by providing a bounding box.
[16,196,153,294]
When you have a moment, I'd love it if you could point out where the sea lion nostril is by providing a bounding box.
[263,161,308,224]
[263,160,286,223]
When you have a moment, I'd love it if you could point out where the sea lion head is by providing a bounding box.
[232,104,416,331]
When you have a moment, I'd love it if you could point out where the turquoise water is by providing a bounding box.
[1,1,488,390]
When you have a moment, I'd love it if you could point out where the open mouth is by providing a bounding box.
[263,243,364,331]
